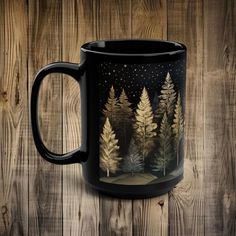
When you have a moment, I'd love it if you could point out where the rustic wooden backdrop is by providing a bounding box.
[0,0,235,235]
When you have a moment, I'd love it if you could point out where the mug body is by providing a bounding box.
[81,40,186,198]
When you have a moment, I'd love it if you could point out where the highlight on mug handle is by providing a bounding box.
[31,62,87,164]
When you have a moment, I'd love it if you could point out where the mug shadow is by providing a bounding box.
[62,165,99,198]
[62,166,130,201]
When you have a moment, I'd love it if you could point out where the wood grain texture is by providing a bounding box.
[167,0,205,235]
[28,1,63,235]
[0,1,28,235]
[204,0,236,235]
[98,1,133,235]
[131,0,167,39]
[99,196,133,236]
[62,1,99,235]
[133,198,168,236]
[110,0,132,39]
[97,0,132,40]
[131,1,168,236]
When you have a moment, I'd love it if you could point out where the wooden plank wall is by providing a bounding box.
[28,1,63,235]
[0,0,235,235]
[0,1,28,235]
[168,1,205,235]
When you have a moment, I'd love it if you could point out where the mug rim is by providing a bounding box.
[81,39,186,57]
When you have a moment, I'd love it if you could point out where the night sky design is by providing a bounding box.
[98,59,185,182]
[98,59,186,112]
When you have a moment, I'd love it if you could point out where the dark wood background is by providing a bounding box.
[0,0,235,235]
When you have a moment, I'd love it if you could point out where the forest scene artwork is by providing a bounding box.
[98,61,185,185]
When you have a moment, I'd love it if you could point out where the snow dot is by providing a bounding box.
[113,69,116,72]
[108,72,111,75]
[124,64,127,67]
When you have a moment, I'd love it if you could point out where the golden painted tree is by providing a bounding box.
[103,86,119,125]
[134,87,157,167]
[152,113,173,176]
[172,93,184,166]
[118,89,132,119]
[156,72,176,120]
[100,117,122,177]
[117,89,133,152]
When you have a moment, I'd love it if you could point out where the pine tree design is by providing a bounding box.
[155,72,176,120]
[118,89,132,119]
[134,87,157,167]
[117,89,133,153]
[152,113,173,176]
[100,117,122,177]
[122,139,143,176]
[172,93,184,166]
[103,86,119,126]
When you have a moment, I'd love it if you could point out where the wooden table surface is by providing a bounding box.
[0,0,235,235]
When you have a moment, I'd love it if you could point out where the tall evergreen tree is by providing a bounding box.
[155,72,176,121]
[103,86,119,125]
[134,87,157,167]
[100,117,122,177]
[172,93,184,166]
[122,139,143,176]
[118,89,132,119]
[117,89,133,153]
[152,113,173,176]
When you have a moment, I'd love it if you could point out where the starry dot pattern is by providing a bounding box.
[98,60,186,111]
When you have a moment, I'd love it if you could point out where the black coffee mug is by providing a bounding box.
[31,39,186,198]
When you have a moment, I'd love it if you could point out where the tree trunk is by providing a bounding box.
[106,169,110,177]
[176,141,179,166]
[142,136,146,173]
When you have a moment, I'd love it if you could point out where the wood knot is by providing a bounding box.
[1,205,8,215]
[158,200,164,207]
[0,91,8,102]
[224,46,230,58]
[1,205,9,229]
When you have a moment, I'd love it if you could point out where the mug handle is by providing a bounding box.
[31,62,87,164]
